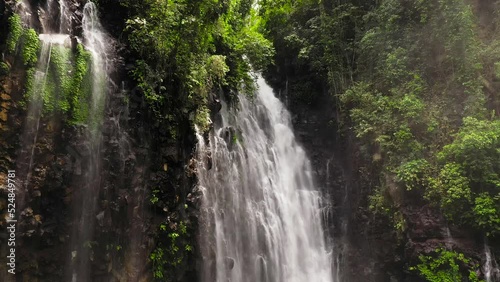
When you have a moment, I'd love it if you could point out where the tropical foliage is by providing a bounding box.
[260,0,500,279]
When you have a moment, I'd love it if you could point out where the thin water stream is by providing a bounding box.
[484,241,500,282]
[69,2,110,281]
[18,40,51,208]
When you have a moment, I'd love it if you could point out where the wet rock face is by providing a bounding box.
[0,61,75,280]
[0,1,200,281]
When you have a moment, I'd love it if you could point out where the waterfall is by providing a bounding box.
[37,0,70,34]
[443,225,455,249]
[82,1,108,133]
[484,241,500,282]
[58,0,71,34]
[325,154,348,282]
[16,0,71,209]
[69,2,110,281]
[11,0,136,279]
[324,157,341,282]
[197,75,333,282]
[17,40,51,208]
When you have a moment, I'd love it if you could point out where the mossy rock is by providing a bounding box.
[6,14,22,54]
[21,29,40,67]
[0,62,9,76]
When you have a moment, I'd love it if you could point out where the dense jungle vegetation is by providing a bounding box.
[258,0,500,279]
[96,0,500,280]
[1,0,499,280]
[102,0,500,281]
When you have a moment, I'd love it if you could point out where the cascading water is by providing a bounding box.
[68,2,110,281]
[81,2,108,132]
[17,40,49,207]
[484,241,500,282]
[197,76,333,282]
[443,225,455,249]
[324,157,341,282]
[57,0,71,34]
[12,0,138,279]
[17,0,34,27]
[16,0,71,210]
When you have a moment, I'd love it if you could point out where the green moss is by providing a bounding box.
[21,29,40,67]
[22,67,36,104]
[20,40,95,123]
[70,44,92,124]
[24,44,77,115]
[48,46,72,113]
[7,17,97,127]
[6,14,22,53]
[42,70,58,112]
[27,42,94,123]
[24,67,36,92]
[72,44,91,95]
[0,62,9,76]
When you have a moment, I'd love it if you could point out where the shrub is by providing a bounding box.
[411,248,482,282]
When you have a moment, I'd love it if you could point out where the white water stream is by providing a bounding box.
[69,2,110,281]
[16,0,70,210]
[197,76,333,282]
[485,241,500,282]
